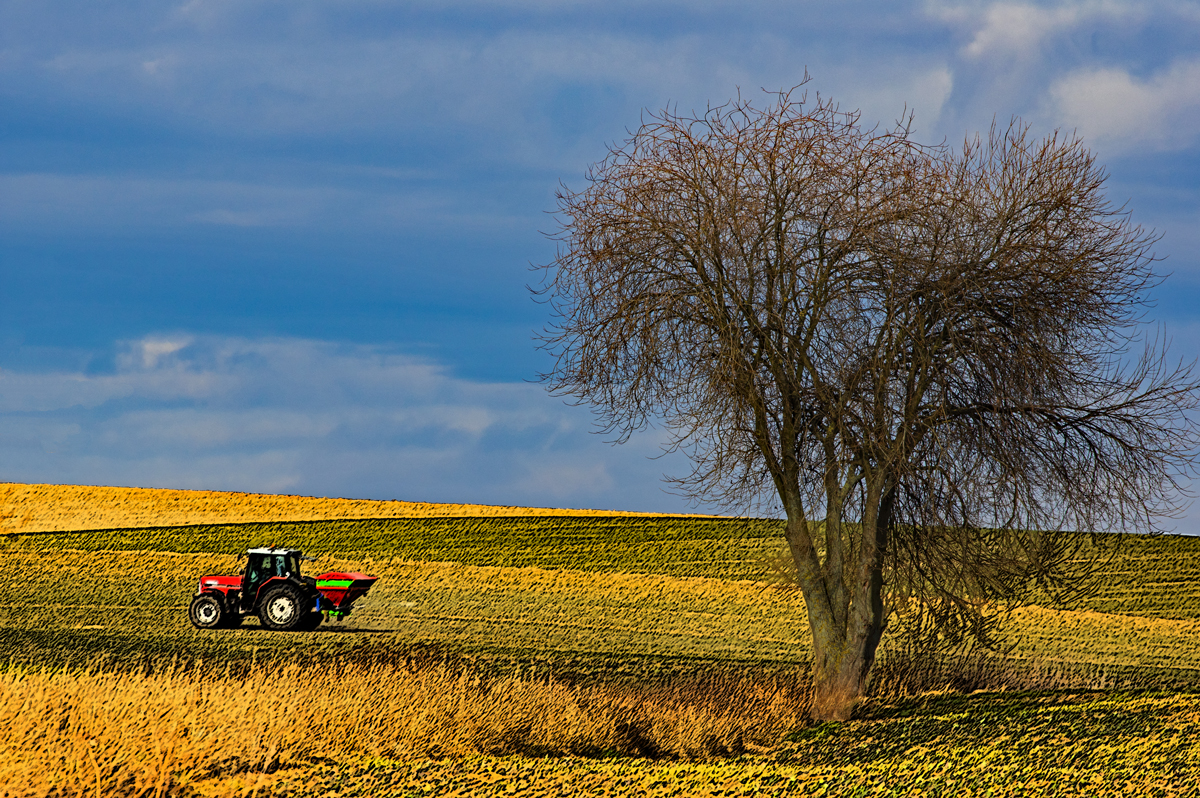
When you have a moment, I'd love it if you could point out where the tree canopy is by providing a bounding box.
[537,87,1200,720]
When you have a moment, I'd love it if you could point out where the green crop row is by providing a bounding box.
[0,550,813,673]
[0,515,788,580]
[1034,532,1200,620]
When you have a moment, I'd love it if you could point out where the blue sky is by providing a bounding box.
[2,1,1200,521]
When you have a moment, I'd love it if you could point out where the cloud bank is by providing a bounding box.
[0,336,702,513]
[2,1,1198,526]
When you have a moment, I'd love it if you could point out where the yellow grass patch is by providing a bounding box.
[4,660,1198,798]
[0,660,807,798]
[0,483,706,534]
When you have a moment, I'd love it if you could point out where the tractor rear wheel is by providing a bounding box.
[258,584,307,631]
[189,594,226,630]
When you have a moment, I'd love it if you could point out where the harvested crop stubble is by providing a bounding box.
[16,673,1192,798]
[0,483,699,535]
[0,659,808,798]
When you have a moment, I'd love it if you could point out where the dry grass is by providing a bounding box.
[267,688,1200,797]
[0,658,808,798]
[5,654,1198,798]
[0,483,707,534]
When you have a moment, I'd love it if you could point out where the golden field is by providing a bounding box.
[4,659,1197,798]
[4,483,1200,796]
[0,659,807,798]
[0,482,702,535]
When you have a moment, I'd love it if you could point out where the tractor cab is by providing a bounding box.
[240,547,305,611]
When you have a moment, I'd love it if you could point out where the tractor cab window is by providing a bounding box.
[247,554,270,583]
[267,553,301,579]
[244,553,272,598]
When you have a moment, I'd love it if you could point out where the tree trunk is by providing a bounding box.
[808,629,879,721]
[787,502,889,721]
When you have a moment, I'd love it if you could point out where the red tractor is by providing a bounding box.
[188,547,378,631]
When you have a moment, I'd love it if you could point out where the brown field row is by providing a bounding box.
[0,483,707,534]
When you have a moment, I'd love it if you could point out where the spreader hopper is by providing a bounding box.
[315,572,379,620]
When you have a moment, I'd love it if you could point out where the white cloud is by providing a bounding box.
[0,173,335,232]
[927,1,1140,59]
[0,335,699,512]
[916,0,1200,163]
[513,461,616,501]
[821,64,955,136]
[1048,59,1200,153]
[187,208,284,227]
[0,3,950,171]
[134,337,193,369]
[964,2,1110,58]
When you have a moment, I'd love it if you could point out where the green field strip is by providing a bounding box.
[0,515,789,579]
[1021,532,1200,620]
[0,550,814,669]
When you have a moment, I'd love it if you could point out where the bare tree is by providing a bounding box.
[536,87,1200,720]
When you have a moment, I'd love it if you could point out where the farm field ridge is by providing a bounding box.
[0,482,715,535]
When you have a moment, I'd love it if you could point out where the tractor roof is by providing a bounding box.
[246,547,302,555]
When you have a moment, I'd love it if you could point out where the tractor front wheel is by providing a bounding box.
[258,585,307,631]
[189,594,227,630]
